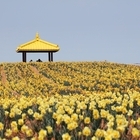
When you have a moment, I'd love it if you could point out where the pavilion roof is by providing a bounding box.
[16,33,60,52]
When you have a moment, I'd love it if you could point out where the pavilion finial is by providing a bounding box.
[35,33,40,40]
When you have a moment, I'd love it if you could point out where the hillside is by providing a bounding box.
[0,61,140,139]
[0,61,140,97]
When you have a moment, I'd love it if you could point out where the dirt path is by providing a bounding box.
[29,65,40,75]
[16,67,23,79]
[0,66,7,86]
[29,65,56,85]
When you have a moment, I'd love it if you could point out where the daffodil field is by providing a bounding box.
[0,61,140,140]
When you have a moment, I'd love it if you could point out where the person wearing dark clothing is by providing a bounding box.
[36,59,42,62]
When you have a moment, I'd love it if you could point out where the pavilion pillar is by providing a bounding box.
[51,52,53,62]
[22,52,26,62]
[48,52,51,61]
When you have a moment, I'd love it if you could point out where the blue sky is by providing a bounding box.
[0,1,140,64]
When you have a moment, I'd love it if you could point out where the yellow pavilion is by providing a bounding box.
[16,33,60,62]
